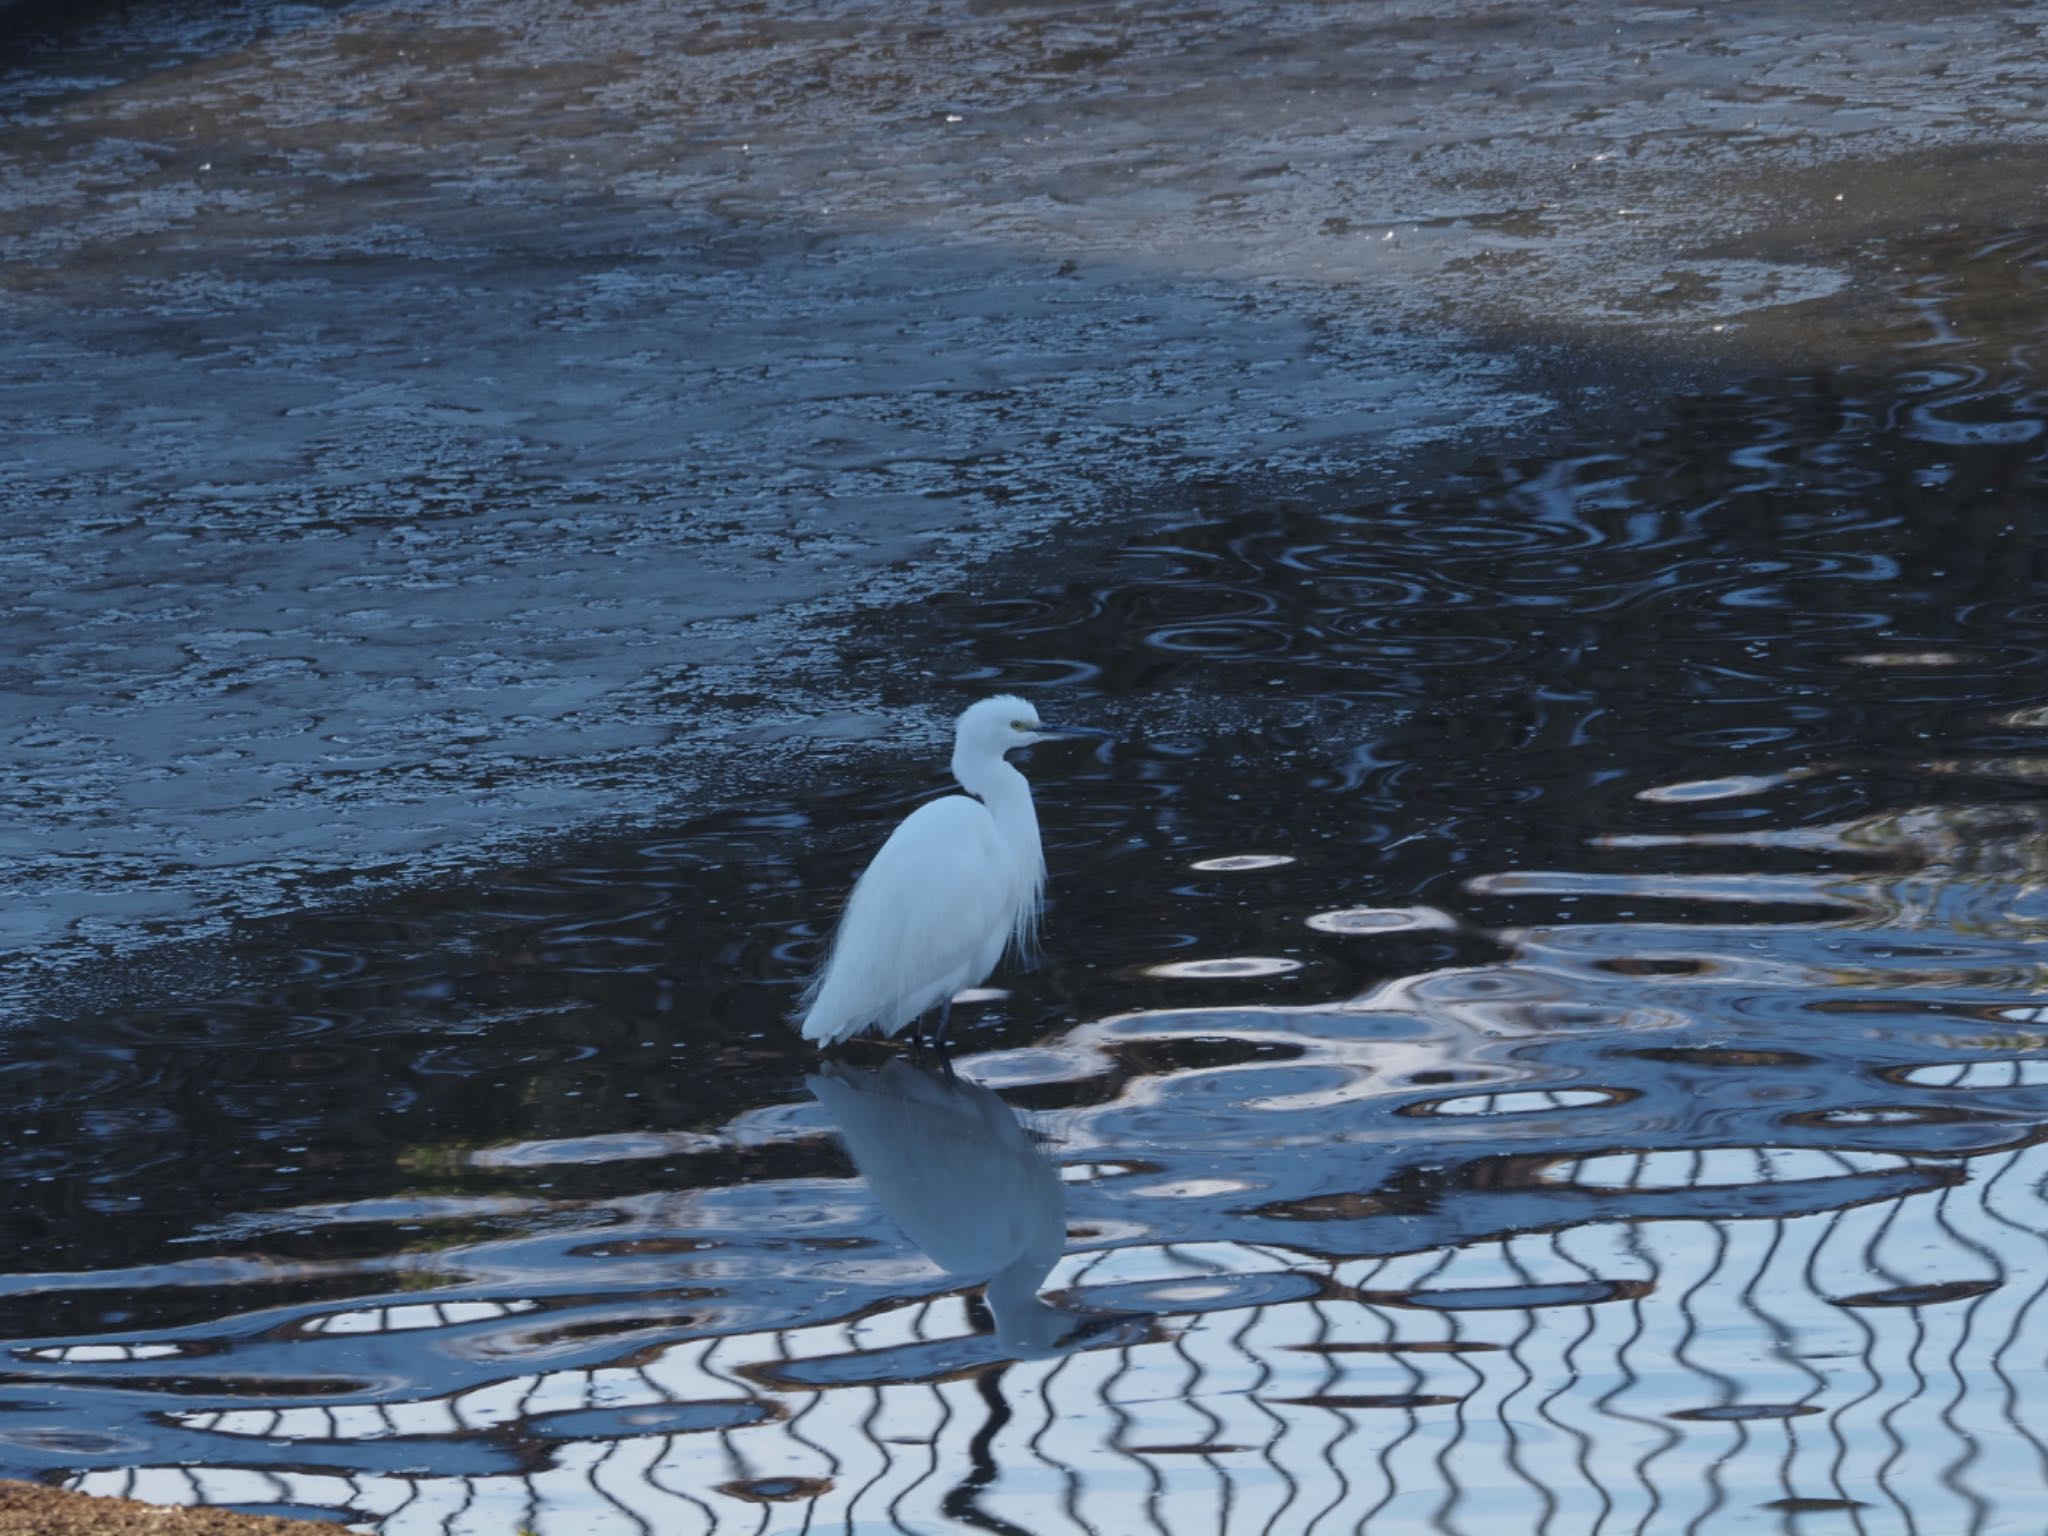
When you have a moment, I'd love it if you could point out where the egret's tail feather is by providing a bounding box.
[800,1007,844,1045]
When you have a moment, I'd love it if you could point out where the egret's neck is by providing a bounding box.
[986,1262,1070,1355]
[952,743,1046,954]
[952,749,1036,841]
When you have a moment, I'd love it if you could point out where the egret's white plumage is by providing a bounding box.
[799,695,1056,1047]
[808,1059,1085,1354]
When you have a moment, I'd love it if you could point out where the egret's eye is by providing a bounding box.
[1012,720,1030,731]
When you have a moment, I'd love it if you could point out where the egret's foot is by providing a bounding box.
[926,1004,959,1076]
[899,1013,956,1076]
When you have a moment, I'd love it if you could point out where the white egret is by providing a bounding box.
[798,694,1072,1050]
[808,1059,1113,1355]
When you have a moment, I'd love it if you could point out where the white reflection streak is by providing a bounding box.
[60,1143,2048,1534]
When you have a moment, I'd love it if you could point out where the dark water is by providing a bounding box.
[7,230,2048,1532]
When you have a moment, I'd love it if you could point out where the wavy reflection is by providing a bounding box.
[808,1060,1117,1358]
[30,1043,2048,1535]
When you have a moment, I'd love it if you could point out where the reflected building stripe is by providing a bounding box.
[46,1139,2048,1533]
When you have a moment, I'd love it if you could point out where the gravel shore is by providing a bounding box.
[0,1481,338,1534]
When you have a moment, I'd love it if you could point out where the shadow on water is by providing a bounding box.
[5,230,2048,1529]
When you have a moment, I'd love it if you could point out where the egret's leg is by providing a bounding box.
[930,998,954,1054]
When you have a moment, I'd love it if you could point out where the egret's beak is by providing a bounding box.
[1054,1309,1149,1348]
[1029,723,1110,743]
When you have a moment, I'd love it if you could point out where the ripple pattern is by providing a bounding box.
[11,196,2048,1536]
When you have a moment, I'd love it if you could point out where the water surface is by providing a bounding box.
[10,0,2048,1005]
[4,227,2048,1532]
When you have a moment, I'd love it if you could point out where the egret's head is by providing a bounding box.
[955,694,1052,760]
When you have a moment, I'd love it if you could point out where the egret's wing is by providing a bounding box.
[800,795,1012,1042]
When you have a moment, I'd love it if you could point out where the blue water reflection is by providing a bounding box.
[810,1061,1138,1357]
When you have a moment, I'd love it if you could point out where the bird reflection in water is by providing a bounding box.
[808,1059,1135,1356]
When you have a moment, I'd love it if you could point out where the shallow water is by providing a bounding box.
[4,225,2048,1532]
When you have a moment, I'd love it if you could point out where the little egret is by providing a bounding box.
[799,695,1070,1049]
